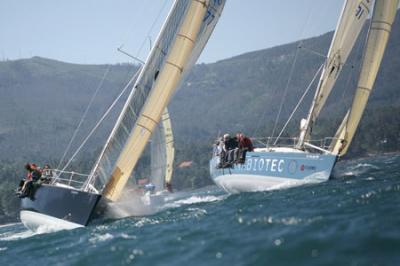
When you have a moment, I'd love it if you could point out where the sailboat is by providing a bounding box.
[20,0,226,231]
[210,0,398,193]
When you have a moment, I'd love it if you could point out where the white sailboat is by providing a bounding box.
[20,0,226,231]
[210,0,398,193]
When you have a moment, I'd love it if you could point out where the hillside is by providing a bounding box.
[0,13,399,180]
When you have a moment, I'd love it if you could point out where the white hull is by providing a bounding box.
[213,172,330,194]
[210,150,337,194]
[20,210,83,232]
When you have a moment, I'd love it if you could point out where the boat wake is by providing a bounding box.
[0,220,79,240]
[335,161,380,178]
[0,223,36,241]
[164,194,227,208]
[105,186,226,219]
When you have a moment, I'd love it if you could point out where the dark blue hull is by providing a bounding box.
[20,184,101,229]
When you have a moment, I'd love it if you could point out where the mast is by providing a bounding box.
[331,0,399,156]
[99,0,224,201]
[297,0,373,147]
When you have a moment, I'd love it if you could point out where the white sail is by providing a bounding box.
[298,0,373,146]
[150,108,174,191]
[162,109,175,186]
[149,116,166,192]
[331,0,399,156]
[88,0,225,201]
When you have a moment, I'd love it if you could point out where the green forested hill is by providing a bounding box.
[0,13,400,222]
[1,15,399,161]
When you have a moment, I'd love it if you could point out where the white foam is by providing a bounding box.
[0,229,37,241]
[106,187,227,219]
[20,210,82,233]
[106,192,166,219]
[172,195,226,205]
[0,222,21,229]
[89,233,114,244]
[353,163,379,170]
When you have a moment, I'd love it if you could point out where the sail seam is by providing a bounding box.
[166,61,184,73]
[372,20,392,27]
[137,123,153,133]
[357,86,371,92]
[142,113,159,125]
[370,26,391,33]
[177,33,196,44]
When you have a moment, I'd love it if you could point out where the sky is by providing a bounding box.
[0,0,346,65]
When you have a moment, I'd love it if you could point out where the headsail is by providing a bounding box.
[331,0,399,156]
[87,0,225,201]
[150,108,174,191]
[162,109,175,186]
[298,0,373,146]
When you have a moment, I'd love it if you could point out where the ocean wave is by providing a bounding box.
[353,163,379,170]
[0,222,21,229]
[0,229,36,241]
[89,233,114,244]
[236,215,323,226]
[172,195,226,205]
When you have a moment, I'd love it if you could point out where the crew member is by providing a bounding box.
[224,133,238,166]
[236,133,254,164]
[17,163,42,198]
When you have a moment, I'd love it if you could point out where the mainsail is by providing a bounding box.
[298,0,373,146]
[331,0,399,155]
[86,0,225,201]
[150,108,174,191]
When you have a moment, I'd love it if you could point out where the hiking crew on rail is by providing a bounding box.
[215,133,254,168]
[16,163,52,198]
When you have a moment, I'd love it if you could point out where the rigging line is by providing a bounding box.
[58,68,142,175]
[253,4,316,139]
[274,63,324,145]
[270,2,317,139]
[57,66,112,170]
[250,43,300,139]
[269,42,302,139]
[136,0,170,57]
[298,46,327,59]
[117,46,145,65]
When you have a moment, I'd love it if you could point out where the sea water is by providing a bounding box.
[1,154,399,265]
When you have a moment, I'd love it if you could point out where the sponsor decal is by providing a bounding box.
[239,158,285,173]
[300,164,316,171]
